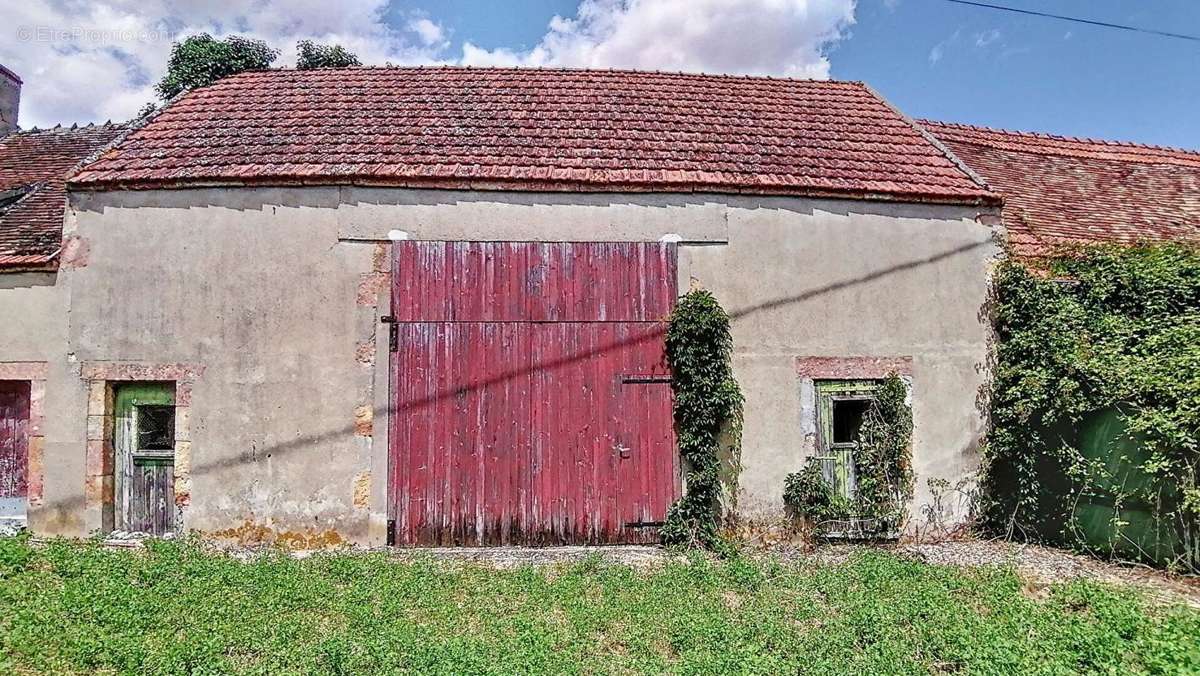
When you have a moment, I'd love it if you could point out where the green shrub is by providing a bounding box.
[985,243,1200,571]
[783,459,851,522]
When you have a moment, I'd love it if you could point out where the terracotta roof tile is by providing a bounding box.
[71,67,994,204]
[922,120,1200,257]
[0,123,129,267]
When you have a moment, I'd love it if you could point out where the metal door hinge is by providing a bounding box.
[380,315,398,352]
[621,375,673,385]
[386,518,396,546]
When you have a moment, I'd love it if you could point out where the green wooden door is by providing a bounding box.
[113,383,176,535]
[814,380,878,501]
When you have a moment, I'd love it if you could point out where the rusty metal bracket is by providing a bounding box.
[624,520,665,528]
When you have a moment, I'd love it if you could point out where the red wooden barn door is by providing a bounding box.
[389,242,678,545]
[0,381,31,508]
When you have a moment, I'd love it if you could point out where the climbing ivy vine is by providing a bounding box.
[660,289,743,549]
[984,243,1200,572]
[852,375,915,523]
[783,374,913,533]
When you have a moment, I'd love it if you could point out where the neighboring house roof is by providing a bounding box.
[922,120,1200,257]
[0,123,129,268]
[70,67,996,205]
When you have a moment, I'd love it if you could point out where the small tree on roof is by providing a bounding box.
[296,41,362,69]
[155,34,279,100]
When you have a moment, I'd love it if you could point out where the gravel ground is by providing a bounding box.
[383,539,1200,607]
[384,545,676,569]
[383,540,1199,607]
[769,538,1200,608]
[88,533,1199,607]
[894,539,1200,608]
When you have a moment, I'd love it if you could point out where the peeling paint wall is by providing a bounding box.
[38,187,1000,544]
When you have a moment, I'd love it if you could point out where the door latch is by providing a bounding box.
[613,442,631,459]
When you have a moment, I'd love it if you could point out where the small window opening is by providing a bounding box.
[136,405,175,451]
[832,399,871,444]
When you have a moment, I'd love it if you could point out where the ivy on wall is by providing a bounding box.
[660,289,743,549]
[851,375,914,523]
[984,243,1200,572]
[783,374,913,534]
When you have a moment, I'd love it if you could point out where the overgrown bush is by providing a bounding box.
[984,243,1200,571]
[783,374,913,533]
[660,289,743,549]
[783,459,852,522]
[156,34,278,100]
[296,40,362,69]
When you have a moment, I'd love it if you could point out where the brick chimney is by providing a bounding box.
[0,64,21,136]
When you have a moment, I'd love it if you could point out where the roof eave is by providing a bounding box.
[67,175,1001,207]
[0,254,56,271]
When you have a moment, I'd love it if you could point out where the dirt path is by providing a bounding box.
[894,539,1200,608]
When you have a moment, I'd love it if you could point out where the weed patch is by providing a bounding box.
[0,536,1196,674]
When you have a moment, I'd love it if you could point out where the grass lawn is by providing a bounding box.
[1,536,1197,675]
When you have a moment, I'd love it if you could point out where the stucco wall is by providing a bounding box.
[0,272,72,531]
[46,186,999,544]
[1,273,60,360]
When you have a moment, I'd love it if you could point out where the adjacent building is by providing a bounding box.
[0,76,128,530]
[924,120,1200,257]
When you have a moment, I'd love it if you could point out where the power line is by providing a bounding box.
[941,0,1200,42]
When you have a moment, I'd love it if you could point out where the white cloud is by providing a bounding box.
[928,29,960,66]
[408,17,448,48]
[461,0,857,79]
[928,44,944,65]
[2,0,451,128]
[2,0,856,128]
[974,28,1000,48]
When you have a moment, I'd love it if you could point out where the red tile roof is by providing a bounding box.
[0,123,128,268]
[70,67,996,205]
[922,120,1200,257]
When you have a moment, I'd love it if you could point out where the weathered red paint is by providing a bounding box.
[0,381,31,499]
[389,242,678,545]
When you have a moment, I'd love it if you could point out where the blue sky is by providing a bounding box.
[6,0,1198,149]
[834,0,1200,148]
